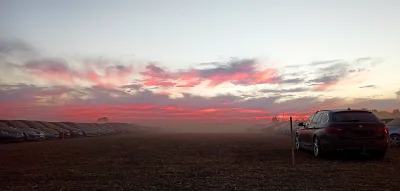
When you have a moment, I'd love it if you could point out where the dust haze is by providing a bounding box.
[140,120,274,134]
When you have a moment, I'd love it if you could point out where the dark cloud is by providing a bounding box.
[309,76,340,84]
[310,60,341,66]
[355,57,384,67]
[359,85,377,89]
[0,39,35,54]
[306,62,350,90]
[396,90,400,97]
[25,58,71,73]
[120,83,142,90]
[197,59,256,77]
[196,62,224,67]
[260,87,309,93]
[284,57,379,90]
[16,57,134,87]
[283,59,341,69]
[279,77,305,84]
[284,64,302,68]
[0,84,72,104]
[356,57,373,62]
[105,65,131,74]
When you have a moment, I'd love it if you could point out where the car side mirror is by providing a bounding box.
[298,122,304,127]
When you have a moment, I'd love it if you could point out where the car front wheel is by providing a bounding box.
[313,137,324,158]
[295,134,302,151]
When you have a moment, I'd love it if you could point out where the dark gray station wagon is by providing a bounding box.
[295,109,389,159]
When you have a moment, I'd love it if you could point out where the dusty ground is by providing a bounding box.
[1,132,400,190]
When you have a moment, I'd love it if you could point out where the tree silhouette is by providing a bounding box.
[97,117,109,122]
[370,109,400,119]
[272,116,279,123]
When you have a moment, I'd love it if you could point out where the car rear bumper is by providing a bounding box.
[320,137,389,152]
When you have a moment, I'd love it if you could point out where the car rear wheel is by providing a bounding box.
[390,134,400,147]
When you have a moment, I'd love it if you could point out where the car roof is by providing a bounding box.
[318,109,372,113]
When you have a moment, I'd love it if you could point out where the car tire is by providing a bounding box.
[313,137,325,158]
[371,150,386,160]
[295,134,302,151]
[390,134,400,148]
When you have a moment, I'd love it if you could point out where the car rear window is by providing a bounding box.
[332,111,380,123]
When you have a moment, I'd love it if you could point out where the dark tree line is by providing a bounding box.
[363,108,400,119]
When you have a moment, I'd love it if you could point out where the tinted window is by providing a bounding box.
[319,113,329,124]
[312,113,322,124]
[332,111,380,122]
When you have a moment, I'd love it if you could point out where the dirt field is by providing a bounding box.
[1,132,400,190]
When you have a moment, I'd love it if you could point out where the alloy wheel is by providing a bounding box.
[313,138,319,157]
[295,135,300,150]
[390,134,400,147]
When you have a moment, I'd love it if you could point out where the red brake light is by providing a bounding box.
[376,126,389,134]
[326,127,346,134]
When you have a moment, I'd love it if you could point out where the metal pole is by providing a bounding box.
[290,116,295,166]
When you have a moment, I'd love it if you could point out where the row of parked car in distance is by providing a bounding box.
[0,119,150,142]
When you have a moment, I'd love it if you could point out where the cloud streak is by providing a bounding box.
[0,83,398,126]
[359,85,377,89]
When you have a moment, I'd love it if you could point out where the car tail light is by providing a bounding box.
[326,127,346,134]
[376,126,388,134]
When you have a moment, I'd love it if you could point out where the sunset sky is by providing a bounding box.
[0,0,399,127]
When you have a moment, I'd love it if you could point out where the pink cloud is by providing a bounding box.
[22,58,134,88]
[138,59,282,89]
